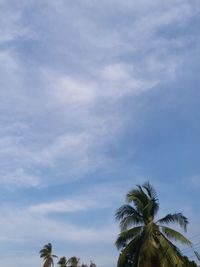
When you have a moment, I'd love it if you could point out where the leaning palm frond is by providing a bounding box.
[116,226,143,249]
[157,213,188,231]
[157,233,184,267]
[161,226,192,245]
[116,205,143,231]
[115,205,142,221]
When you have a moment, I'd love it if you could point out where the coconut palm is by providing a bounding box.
[89,261,96,267]
[68,257,80,267]
[115,182,192,267]
[39,243,57,267]
[57,257,68,267]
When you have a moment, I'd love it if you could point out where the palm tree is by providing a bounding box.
[39,243,57,267]
[89,261,96,267]
[58,257,68,267]
[115,182,192,267]
[68,256,80,267]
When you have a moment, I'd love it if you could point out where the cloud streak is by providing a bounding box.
[0,1,199,267]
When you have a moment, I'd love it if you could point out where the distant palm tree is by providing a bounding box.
[115,182,192,267]
[39,243,57,267]
[68,256,80,267]
[89,261,96,267]
[58,257,68,267]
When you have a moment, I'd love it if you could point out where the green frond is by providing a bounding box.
[137,240,158,267]
[127,187,149,212]
[142,183,159,219]
[68,256,80,267]
[44,243,52,251]
[115,205,142,221]
[39,243,56,267]
[143,199,159,220]
[126,183,159,221]
[115,204,143,230]
[115,226,143,249]
[57,257,68,267]
[157,213,188,231]
[142,182,157,200]
[156,233,184,267]
[117,235,142,267]
[161,226,192,245]
[120,214,143,231]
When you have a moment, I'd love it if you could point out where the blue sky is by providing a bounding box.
[0,0,200,266]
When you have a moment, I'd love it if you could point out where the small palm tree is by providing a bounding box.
[39,243,57,267]
[89,261,96,267]
[68,256,80,267]
[115,182,192,267]
[58,257,68,267]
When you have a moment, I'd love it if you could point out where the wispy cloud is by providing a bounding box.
[0,168,40,189]
[29,184,119,214]
[0,203,117,244]
[0,0,197,189]
[0,1,199,267]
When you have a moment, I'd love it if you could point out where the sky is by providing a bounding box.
[0,0,200,266]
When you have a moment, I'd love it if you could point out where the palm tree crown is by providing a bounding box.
[68,256,80,267]
[115,182,192,267]
[57,257,68,267]
[39,243,57,267]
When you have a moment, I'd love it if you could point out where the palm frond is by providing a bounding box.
[115,226,143,249]
[120,214,143,231]
[142,182,157,200]
[127,183,159,220]
[143,183,159,218]
[157,213,188,231]
[156,233,184,267]
[117,235,142,267]
[126,188,149,214]
[68,256,80,267]
[115,205,143,230]
[57,257,68,267]
[115,205,142,220]
[160,226,192,245]
[143,199,159,220]
[45,243,52,251]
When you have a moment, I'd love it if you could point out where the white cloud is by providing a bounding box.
[29,182,122,214]
[29,198,94,214]
[0,168,40,189]
[101,64,130,82]
[0,206,117,244]
[0,1,199,267]
[0,0,197,190]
